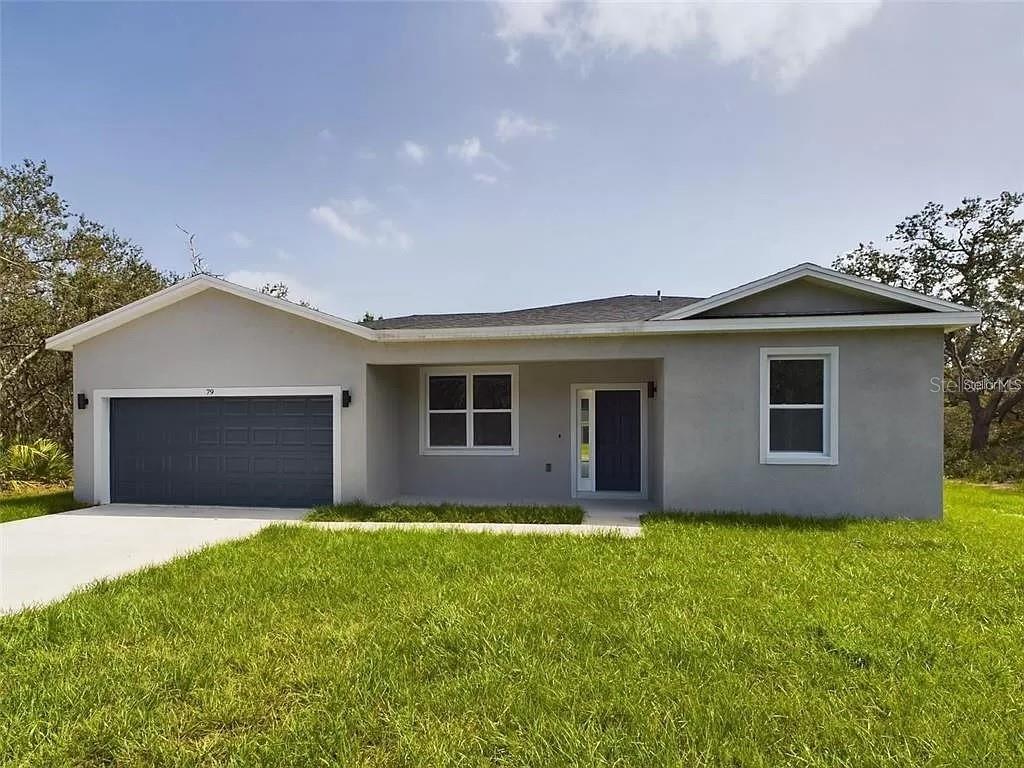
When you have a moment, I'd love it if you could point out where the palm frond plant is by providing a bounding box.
[0,436,73,491]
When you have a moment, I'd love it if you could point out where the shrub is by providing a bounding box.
[945,405,1024,483]
[0,437,73,490]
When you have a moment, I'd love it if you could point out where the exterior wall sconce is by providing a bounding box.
[341,390,352,408]
[77,393,89,410]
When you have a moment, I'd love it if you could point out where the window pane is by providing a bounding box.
[473,412,512,446]
[429,376,466,410]
[473,374,512,410]
[770,359,824,405]
[429,413,467,446]
[769,409,824,452]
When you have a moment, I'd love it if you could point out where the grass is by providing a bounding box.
[1,482,1022,766]
[0,485,88,524]
[307,501,585,524]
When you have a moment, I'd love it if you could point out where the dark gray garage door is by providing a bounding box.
[110,396,333,507]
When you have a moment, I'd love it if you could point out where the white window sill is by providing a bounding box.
[762,453,838,466]
[420,447,519,457]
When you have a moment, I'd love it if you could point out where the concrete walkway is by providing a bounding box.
[306,520,641,536]
[1,499,648,615]
[579,498,652,527]
[0,504,305,614]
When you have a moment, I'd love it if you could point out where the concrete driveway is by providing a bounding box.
[0,504,306,614]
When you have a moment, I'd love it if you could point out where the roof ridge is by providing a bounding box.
[377,293,702,322]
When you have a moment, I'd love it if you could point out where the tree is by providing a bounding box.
[360,311,382,324]
[260,281,315,309]
[833,192,1024,451]
[0,160,172,446]
[260,281,290,299]
[176,225,219,277]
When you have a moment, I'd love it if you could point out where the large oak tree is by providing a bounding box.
[834,192,1024,451]
[0,160,171,446]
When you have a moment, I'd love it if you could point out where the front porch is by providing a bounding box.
[365,358,664,511]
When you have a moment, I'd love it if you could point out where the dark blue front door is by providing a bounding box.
[595,389,641,492]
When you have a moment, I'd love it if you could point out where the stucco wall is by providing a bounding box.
[365,365,402,502]
[71,289,373,503]
[68,287,945,518]
[362,328,943,517]
[659,329,943,518]
[387,360,658,503]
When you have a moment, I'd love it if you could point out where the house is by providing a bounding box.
[45,263,980,518]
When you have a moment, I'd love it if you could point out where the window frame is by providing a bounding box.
[419,365,519,456]
[759,347,839,466]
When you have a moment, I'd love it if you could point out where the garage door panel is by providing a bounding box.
[280,428,307,446]
[223,427,249,445]
[251,427,278,445]
[196,426,220,445]
[195,454,221,473]
[280,456,311,475]
[195,400,221,418]
[308,398,333,416]
[221,398,251,417]
[224,456,250,474]
[279,398,308,416]
[309,427,333,446]
[110,396,333,507]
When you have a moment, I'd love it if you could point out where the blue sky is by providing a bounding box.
[4,1,1023,319]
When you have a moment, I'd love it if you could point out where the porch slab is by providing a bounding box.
[579,498,653,527]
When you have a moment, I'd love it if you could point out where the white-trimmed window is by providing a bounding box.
[420,366,518,455]
[760,347,838,465]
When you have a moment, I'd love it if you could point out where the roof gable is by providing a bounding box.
[652,263,973,321]
[45,275,376,351]
[692,276,921,318]
[45,263,981,351]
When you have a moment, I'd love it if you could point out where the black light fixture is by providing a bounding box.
[647,381,657,399]
[341,390,352,408]
[77,393,89,410]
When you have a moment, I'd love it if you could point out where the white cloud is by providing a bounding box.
[448,136,482,163]
[495,111,556,143]
[375,219,413,251]
[333,196,377,217]
[228,231,252,249]
[494,1,881,89]
[447,136,509,170]
[398,140,429,164]
[225,270,327,309]
[473,173,498,185]
[309,205,369,244]
[317,128,334,142]
[309,197,412,251]
[355,148,377,160]
[275,249,294,262]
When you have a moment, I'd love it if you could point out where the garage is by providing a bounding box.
[109,395,334,507]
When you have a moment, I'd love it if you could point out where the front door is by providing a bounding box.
[573,386,644,496]
[595,390,642,492]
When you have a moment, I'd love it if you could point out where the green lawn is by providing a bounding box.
[0,486,88,524]
[1,482,1023,767]
[308,501,584,524]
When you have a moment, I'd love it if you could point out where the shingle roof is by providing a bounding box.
[366,294,702,330]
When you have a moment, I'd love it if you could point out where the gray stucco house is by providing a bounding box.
[46,262,980,518]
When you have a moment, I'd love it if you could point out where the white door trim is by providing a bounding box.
[568,383,648,500]
[91,386,344,505]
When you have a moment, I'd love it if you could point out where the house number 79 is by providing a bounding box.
[205,388,215,395]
